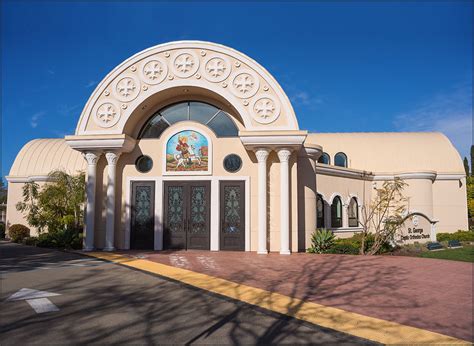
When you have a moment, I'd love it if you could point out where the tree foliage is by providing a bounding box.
[359,178,408,255]
[16,170,86,233]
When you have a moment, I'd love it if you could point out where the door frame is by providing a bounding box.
[125,176,250,251]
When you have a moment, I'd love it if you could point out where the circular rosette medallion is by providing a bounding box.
[202,55,232,83]
[171,50,200,78]
[251,95,281,124]
[229,69,260,98]
[112,74,140,102]
[93,101,121,128]
[139,57,168,85]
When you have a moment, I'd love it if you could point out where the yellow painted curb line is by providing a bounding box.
[84,252,470,345]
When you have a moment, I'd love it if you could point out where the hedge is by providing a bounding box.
[437,230,474,242]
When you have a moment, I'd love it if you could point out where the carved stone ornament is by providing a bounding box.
[171,50,200,78]
[84,152,100,165]
[105,152,121,165]
[255,148,270,162]
[93,101,121,128]
[112,74,140,102]
[251,95,281,124]
[277,149,292,163]
[139,57,168,85]
[203,55,232,83]
[229,69,260,98]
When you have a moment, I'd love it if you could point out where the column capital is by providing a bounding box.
[105,151,121,166]
[255,148,270,162]
[83,151,101,166]
[277,148,292,162]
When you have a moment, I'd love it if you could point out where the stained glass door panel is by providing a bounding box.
[131,181,155,250]
[220,181,245,251]
[187,183,211,250]
[163,183,186,249]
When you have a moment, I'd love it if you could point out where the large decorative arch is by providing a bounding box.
[76,41,299,135]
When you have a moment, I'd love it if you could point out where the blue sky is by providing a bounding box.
[1,1,472,180]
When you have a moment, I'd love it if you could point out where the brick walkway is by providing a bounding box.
[115,250,473,342]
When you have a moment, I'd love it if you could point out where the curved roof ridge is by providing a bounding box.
[9,138,86,177]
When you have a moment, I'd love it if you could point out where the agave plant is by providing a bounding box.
[308,228,335,254]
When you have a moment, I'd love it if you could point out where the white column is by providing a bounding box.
[83,152,100,251]
[278,149,292,255]
[255,148,270,254]
[104,152,120,251]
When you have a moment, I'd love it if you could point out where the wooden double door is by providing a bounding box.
[163,181,211,250]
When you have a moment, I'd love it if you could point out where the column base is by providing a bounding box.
[83,246,95,252]
[103,247,115,252]
[279,250,291,255]
[257,250,268,255]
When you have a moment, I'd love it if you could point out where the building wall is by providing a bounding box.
[433,178,469,232]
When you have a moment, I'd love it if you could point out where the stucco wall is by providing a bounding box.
[433,179,469,232]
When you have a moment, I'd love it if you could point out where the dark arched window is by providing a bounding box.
[331,196,343,228]
[138,101,239,139]
[334,152,347,167]
[348,197,359,227]
[317,152,330,165]
[316,194,325,228]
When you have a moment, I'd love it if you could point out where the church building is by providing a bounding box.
[6,41,468,253]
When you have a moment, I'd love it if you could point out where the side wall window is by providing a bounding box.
[317,153,330,165]
[348,197,359,227]
[331,196,343,228]
[316,194,325,228]
[334,152,347,167]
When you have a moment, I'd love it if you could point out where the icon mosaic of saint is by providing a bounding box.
[166,130,208,172]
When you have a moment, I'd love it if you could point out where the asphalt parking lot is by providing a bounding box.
[0,242,376,345]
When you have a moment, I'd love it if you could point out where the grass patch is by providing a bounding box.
[419,245,474,263]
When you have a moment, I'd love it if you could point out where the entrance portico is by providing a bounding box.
[65,41,320,254]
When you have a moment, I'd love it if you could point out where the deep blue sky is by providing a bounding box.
[2,1,472,180]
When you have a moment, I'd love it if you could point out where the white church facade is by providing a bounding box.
[6,41,469,253]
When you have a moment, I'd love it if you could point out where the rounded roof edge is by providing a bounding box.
[9,138,86,177]
[307,131,465,174]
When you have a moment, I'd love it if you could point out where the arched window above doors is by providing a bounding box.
[138,101,239,139]
[317,194,325,228]
[348,197,359,227]
[334,152,347,167]
[331,196,343,228]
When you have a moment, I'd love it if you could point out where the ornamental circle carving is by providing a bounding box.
[139,57,168,85]
[203,55,231,83]
[171,50,199,78]
[251,95,281,124]
[93,101,121,128]
[112,74,140,102]
[229,69,260,98]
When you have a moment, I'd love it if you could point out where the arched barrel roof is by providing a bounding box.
[307,132,465,174]
[9,139,86,178]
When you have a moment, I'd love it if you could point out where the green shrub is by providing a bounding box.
[437,230,474,242]
[0,223,5,239]
[37,228,83,250]
[325,240,360,254]
[22,236,38,246]
[8,224,30,243]
[324,233,393,255]
[308,229,335,254]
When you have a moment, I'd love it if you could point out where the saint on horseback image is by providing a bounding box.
[166,130,208,172]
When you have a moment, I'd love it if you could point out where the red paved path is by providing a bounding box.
[116,251,473,342]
